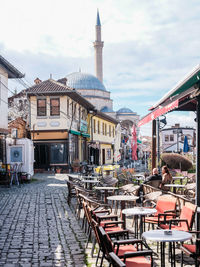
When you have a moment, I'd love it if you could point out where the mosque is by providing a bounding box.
[64,10,140,128]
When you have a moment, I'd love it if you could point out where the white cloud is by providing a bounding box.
[1,0,200,138]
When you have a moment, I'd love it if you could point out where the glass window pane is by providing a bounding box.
[50,143,66,163]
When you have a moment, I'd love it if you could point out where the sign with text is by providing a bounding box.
[80,120,88,133]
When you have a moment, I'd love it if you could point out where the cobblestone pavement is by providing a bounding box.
[0,174,87,267]
[0,174,196,267]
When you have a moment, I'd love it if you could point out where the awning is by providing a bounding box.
[69,130,81,136]
[81,133,90,138]
[137,139,142,144]
[138,99,179,127]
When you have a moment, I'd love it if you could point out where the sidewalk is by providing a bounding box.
[0,174,87,267]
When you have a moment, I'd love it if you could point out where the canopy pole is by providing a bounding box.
[196,95,200,234]
[152,120,157,171]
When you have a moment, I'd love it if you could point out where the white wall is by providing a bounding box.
[0,66,8,129]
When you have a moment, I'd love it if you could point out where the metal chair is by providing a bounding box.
[10,163,19,187]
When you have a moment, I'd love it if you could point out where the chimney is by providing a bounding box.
[34,78,42,84]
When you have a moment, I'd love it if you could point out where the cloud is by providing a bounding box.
[1,0,200,136]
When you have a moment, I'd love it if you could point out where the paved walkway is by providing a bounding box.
[0,174,87,267]
[0,174,195,267]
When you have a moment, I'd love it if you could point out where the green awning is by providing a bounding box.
[82,133,90,138]
[137,139,142,144]
[70,130,81,136]
[171,69,200,97]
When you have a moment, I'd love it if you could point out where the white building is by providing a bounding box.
[0,55,24,164]
[161,123,195,153]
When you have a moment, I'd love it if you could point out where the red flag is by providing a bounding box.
[131,125,137,160]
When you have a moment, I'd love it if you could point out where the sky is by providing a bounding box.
[1,0,199,135]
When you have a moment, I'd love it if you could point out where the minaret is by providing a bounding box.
[93,9,104,83]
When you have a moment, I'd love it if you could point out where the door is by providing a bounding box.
[102,149,105,165]
[34,144,50,170]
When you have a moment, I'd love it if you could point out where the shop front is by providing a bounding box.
[32,130,69,172]
[100,143,113,165]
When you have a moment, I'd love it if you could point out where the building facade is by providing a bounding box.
[161,124,195,153]
[0,55,24,164]
[88,111,118,165]
[27,79,94,171]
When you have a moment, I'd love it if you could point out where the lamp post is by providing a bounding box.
[173,128,183,153]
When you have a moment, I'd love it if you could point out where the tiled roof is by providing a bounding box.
[0,55,24,79]
[27,79,95,110]
[27,79,72,94]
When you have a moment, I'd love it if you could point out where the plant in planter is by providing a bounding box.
[72,159,80,173]
[56,167,61,174]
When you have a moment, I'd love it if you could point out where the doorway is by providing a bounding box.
[102,149,105,165]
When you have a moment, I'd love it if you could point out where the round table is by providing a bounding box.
[142,230,192,267]
[81,179,99,190]
[107,195,139,220]
[172,176,186,185]
[122,207,157,237]
[164,184,185,194]
[94,186,118,204]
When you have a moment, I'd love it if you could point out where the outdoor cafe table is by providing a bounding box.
[81,179,99,190]
[107,195,139,220]
[164,184,185,194]
[132,174,145,185]
[172,176,186,185]
[122,207,157,238]
[94,186,118,204]
[142,230,192,267]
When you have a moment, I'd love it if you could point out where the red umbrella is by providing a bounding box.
[131,125,137,160]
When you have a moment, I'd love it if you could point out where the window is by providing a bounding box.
[50,143,67,164]
[105,124,107,136]
[113,126,115,137]
[50,98,60,116]
[71,102,74,118]
[170,135,174,142]
[98,121,100,134]
[109,125,111,137]
[67,98,69,116]
[37,99,46,116]
[165,135,169,142]
[107,149,111,160]
[93,119,96,133]
[102,122,104,135]
[74,103,77,119]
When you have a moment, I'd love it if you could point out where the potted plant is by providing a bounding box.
[56,167,61,174]
[72,159,80,173]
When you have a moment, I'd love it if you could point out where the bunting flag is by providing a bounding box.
[131,125,137,160]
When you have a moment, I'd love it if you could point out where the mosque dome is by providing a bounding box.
[66,72,106,91]
[117,107,133,113]
[100,106,114,112]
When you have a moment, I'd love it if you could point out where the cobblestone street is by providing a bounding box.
[0,174,87,267]
[0,174,196,267]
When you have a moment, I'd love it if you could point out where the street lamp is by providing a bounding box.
[172,128,183,153]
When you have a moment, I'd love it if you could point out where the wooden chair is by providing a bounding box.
[159,202,197,232]
[180,231,200,267]
[145,195,177,228]
[109,252,126,266]
[98,226,153,267]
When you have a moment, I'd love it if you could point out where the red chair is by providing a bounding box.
[92,219,130,266]
[180,231,200,267]
[98,226,153,267]
[145,195,177,227]
[159,203,197,231]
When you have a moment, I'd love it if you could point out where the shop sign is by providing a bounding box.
[80,120,88,133]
